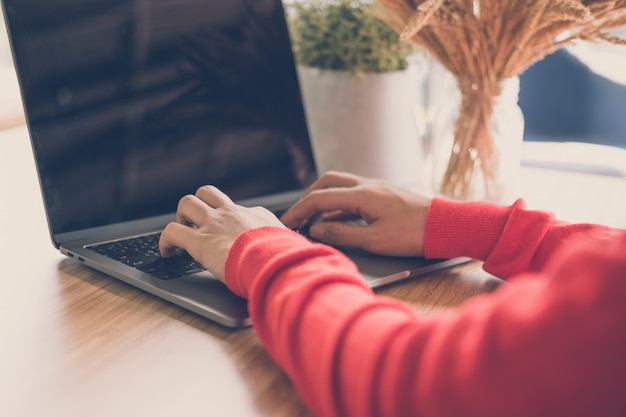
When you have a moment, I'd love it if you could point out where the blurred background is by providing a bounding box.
[520,31,626,150]
[2,3,625,156]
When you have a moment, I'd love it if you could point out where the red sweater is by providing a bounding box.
[225,198,626,417]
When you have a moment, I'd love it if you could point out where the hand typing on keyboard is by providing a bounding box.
[159,185,286,282]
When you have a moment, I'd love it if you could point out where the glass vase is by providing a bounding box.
[426,74,525,203]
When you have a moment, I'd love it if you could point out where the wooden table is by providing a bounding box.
[1,125,625,417]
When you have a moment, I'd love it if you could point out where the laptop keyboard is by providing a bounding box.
[88,233,206,280]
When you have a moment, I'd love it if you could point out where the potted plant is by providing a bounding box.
[287,0,425,186]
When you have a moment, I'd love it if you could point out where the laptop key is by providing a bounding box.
[120,253,162,267]
[89,234,206,280]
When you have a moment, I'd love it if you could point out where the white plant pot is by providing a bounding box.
[297,65,423,186]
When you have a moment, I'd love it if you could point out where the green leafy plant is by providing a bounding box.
[287,0,415,75]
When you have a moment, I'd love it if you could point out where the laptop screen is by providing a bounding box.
[3,0,316,236]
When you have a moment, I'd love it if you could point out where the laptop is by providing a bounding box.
[2,0,467,328]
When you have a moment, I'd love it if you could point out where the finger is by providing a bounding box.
[159,222,195,257]
[175,194,212,227]
[303,171,362,195]
[281,172,365,228]
[195,185,233,208]
[320,210,361,223]
[281,188,363,229]
[308,221,379,251]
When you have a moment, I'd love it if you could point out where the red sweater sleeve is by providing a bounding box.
[225,199,626,417]
[425,198,621,278]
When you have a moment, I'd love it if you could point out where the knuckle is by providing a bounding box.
[196,184,214,195]
[178,194,195,207]
[251,205,270,216]
[160,224,171,239]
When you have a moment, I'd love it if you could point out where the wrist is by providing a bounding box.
[224,227,310,298]
[425,198,514,260]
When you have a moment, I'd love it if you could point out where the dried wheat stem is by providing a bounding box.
[376,0,626,199]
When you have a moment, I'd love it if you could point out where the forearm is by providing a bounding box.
[226,227,410,417]
[425,198,621,278]
[226,227,626,417]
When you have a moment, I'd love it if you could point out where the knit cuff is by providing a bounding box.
[424,198,521,261]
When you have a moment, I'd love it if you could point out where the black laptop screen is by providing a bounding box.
[3,0,316,236]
